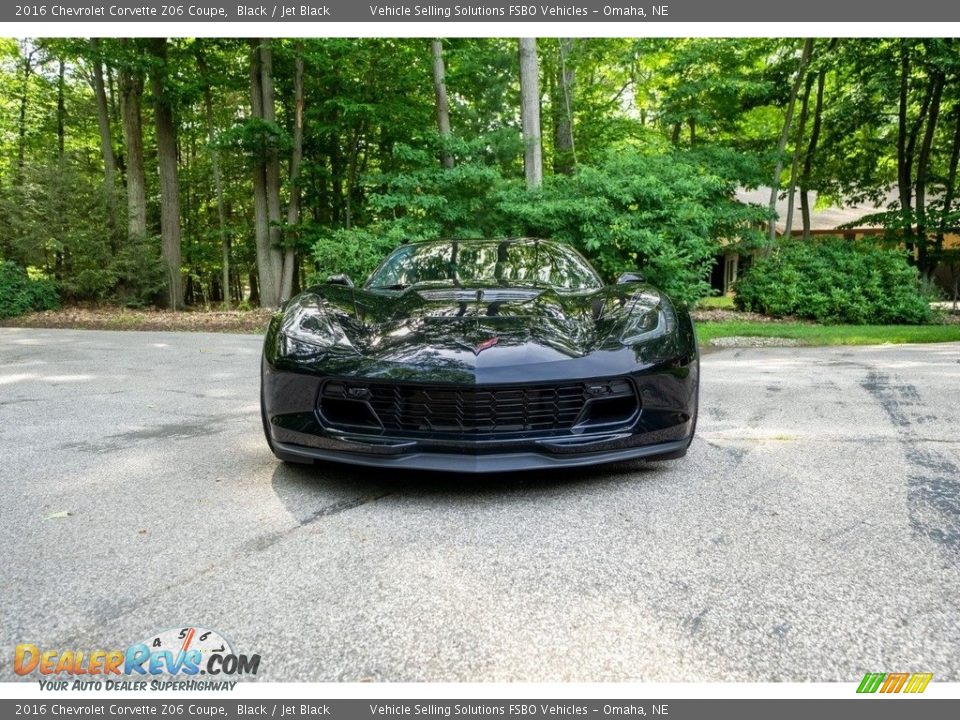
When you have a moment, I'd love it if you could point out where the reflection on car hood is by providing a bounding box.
[310,283,665,369]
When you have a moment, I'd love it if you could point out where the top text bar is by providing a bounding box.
[5,1,960,23]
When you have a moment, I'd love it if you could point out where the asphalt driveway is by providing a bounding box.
[1,328,958,681]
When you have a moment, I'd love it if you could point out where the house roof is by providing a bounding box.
[735,187,897,234]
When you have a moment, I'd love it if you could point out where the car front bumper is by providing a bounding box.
[269,435,692,473]
[263,364,697,474]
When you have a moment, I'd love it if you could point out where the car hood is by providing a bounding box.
[309,283,665,369]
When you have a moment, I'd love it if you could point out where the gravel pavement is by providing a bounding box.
[1,328,958,682]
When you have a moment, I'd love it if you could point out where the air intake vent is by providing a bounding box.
[319,379,638,438]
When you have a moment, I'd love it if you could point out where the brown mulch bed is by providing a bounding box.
[0,307,275,333]
[690,308,793,323]
[692,307,960,325]
[4,305,957,333]
[936,310,960,325]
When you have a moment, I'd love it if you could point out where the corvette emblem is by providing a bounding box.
[474,336,500,354]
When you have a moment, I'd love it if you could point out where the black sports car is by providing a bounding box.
[261,238,698,473]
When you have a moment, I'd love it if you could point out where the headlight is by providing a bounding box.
[619,295,676,345]
[280,294,355,355]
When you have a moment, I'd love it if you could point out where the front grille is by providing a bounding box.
[319,379,638,438]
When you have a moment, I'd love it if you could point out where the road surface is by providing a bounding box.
[1,328,958,681]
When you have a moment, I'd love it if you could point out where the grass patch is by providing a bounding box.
[698,321,960,347]
[696,295,736,309]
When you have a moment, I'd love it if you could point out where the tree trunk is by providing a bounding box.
[149,38,184,310]
[118,40,147,247]
[90,39,117,217]
[767,38,814,250]
[915,70,944,278]
[800,39,836,240]
[898,41,934,257]
[519,38,543,190]
[430,39,454,170]
[553,38,576,175]
[897,41,912,248]
[937,105,960,251]
[248,267,260,307]
[330,133,345,227]
[197,47,231,310]
[280,46,305,302]
[249,39,283,308]
[784,68,816,238]
[344,127,365,230]
[262,39,284,306]
[670,122,681,145]
[56,58,66,160]
[16,45,35,183]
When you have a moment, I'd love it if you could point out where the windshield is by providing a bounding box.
[366,240,603,291]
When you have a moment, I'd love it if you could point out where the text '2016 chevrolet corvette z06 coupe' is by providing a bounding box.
[261,238,698,473]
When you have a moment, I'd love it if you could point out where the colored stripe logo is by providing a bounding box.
[857,672,932,694]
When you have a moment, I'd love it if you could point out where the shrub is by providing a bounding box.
[309,226,407,286]
[498,150,767,305]
[0,262,60,318]
[734,239,932,324]
[315,142,768,304]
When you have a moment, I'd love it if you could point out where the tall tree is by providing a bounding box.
[519,38,543,190]
[15,42,36,183]
[938,104,960,250]
[915,62,946,277]
[149,37,183,309]
[56,57,66,160]
[249,38,283,308]
[799,39,837,240]
[553,38,576,175]
[783,64,816,238]
[896,40,934,258]
[280,43,305,302]
[118,39,147,248]
[430,39,454,169]
[89,39,117,218]
[196,44,231,309]
[767,38,814,248]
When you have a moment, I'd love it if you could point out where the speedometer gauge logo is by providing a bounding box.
[140,626,234,670]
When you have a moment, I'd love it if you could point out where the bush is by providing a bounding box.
[498,150,767,305]
[309,226,407,286]
[316,142,768,304]
[0,262,60,318]
[734,239,932,324]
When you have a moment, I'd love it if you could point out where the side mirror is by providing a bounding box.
[616,271,645,284]
[325,273,355,288]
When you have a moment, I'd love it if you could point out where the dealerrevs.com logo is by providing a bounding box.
[14,626,260,691]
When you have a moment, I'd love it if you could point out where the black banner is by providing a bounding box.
[4,0,960,24]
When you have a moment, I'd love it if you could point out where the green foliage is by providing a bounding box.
[734,238,933,324]
[309,226,405,286]
[0,161,165,305]
[0,261,59,317]
[499,149,767,304]
[317,141,766,303]
[2,37,958,310]
[217,117,290,161]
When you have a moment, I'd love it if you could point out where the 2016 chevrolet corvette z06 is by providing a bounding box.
[260,237,698,473]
